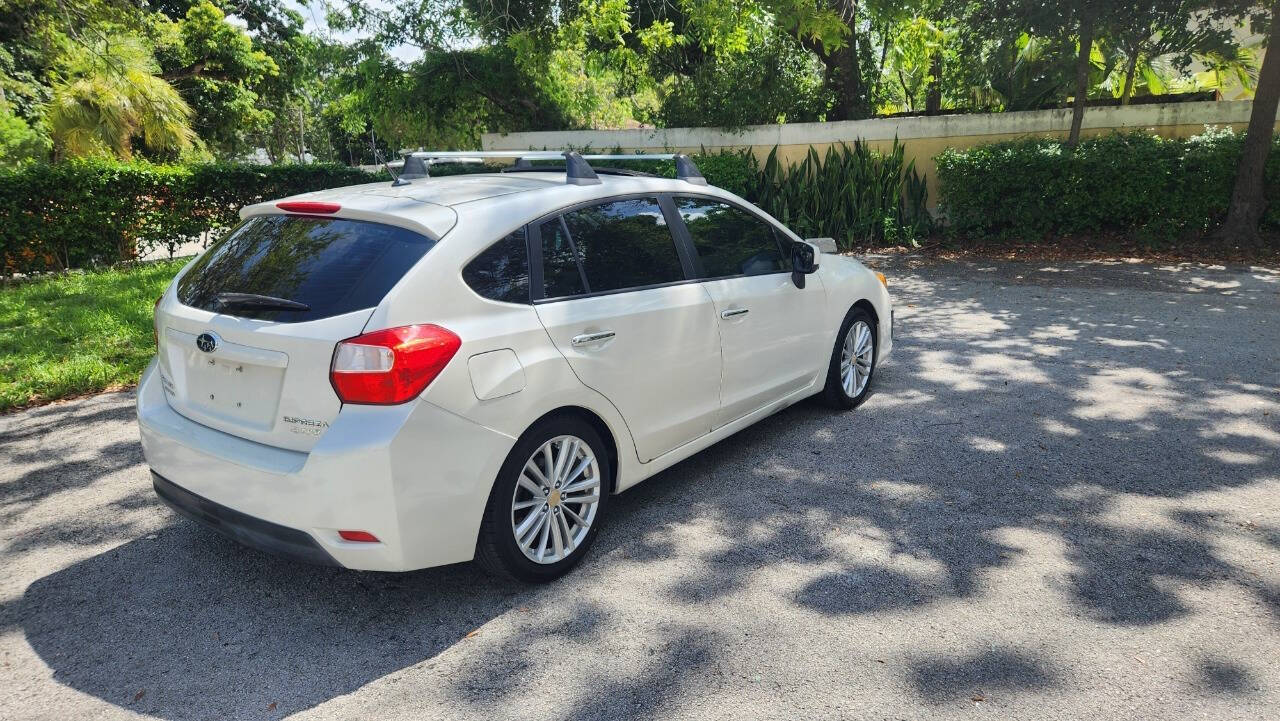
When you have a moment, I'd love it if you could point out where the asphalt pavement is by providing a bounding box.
[1,256,1277,720]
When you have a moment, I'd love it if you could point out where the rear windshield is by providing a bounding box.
[177,215,435,323]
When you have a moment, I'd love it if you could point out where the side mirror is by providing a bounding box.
[791,240,817,288]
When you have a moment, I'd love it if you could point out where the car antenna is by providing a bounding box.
[374,147,410,187]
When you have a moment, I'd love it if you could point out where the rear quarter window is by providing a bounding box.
[462,229,530,303]
[177,215,435,323]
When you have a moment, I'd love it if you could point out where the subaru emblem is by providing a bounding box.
[196,332,218,353]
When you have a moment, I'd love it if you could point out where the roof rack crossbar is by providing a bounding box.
[398,150,707,186]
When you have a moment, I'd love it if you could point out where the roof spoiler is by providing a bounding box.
[394,150,706,187]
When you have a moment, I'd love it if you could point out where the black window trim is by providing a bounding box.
[527,192,699,304]
[666,193,798,282]
[559,215,591,294]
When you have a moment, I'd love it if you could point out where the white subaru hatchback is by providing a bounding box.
[138,151,893,582]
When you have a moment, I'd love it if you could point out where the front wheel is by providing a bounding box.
[474,415,609,583]
[820,308,877,409]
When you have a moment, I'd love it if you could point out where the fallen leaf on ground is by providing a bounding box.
[267,702,277,711]
[972,694,985,702]
[133,690,145,702]
[464,629,481,639]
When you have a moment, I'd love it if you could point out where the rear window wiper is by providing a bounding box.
[214,292,311,312]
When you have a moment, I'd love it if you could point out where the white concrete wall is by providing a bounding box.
[483,100,1258,152]
[482,100,1272,204]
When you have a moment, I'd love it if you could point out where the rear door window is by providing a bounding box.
[535,197,685,301]
[562,197,684,293]
[675,197,788,278]
[177,215,435,322]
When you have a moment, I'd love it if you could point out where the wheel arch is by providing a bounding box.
[832,299,878,346]
[525,406,620,495]
[852,298,879,326]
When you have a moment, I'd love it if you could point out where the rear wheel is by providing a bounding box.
[821,307,877,409]
[475,415,609,582]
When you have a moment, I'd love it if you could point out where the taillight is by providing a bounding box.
[330,324,461,405]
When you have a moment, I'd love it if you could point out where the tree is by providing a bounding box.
[658,27,830,126]
[1105,2,1237,105]
[1065,2,1101,145]
[974,33,1075,111]
[45,35,196,159]
[151,0,278,156]
[1216,2,1279,244]
[947,0,1104,143]
[879,14,947,113]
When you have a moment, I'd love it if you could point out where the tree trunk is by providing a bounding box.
[824,39,867,121]
[872,22,890,104]
[1120,49,1139,106]
[1214,0,1280,244]
[925,50,943,115]
[1067,13,1095,147]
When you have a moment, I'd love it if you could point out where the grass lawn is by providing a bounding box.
[0,260,186,412]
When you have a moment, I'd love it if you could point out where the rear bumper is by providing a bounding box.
[137,358,516,572]
[153,472,339,566]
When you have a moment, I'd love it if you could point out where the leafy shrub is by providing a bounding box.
[695,149,762,200]
[0,160,384,274]
[0,107,49,169]
[936,129,1280,240]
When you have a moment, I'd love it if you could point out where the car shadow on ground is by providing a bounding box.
[20,526,512,718]
[15,259,1280,718]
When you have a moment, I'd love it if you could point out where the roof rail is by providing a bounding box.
[398,150,707,186]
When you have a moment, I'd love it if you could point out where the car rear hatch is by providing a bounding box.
[156,211,442,452]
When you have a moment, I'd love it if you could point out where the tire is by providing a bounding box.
[820,307,877,409]
[474,414,610,583]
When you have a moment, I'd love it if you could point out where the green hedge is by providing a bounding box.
[936,129,1280,240]
[0,160,385,275]
[0,148,931,274]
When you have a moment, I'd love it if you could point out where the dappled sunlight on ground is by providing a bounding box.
[1,257,1276,719]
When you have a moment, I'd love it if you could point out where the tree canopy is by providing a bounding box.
[0,0,1266,165]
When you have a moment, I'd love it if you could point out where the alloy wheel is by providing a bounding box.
[839,320,874,398]
[510,435,602,564]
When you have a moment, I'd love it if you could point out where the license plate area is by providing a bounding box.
[185,357,285,429]
[163,328,288,431]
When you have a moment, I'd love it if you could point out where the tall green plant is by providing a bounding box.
[754,140,931,249]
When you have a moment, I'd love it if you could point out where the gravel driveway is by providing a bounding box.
[2,257,1277,720]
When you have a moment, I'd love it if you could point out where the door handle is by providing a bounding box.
[720,308,750,319]
[571,331,616,346]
